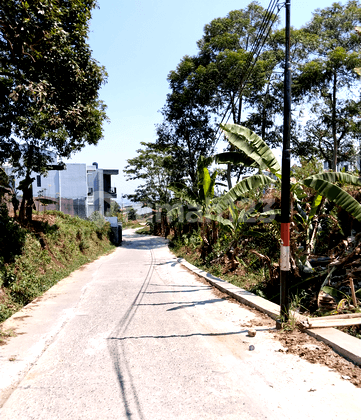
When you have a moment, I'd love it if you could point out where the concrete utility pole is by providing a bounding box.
[280,0,291,321]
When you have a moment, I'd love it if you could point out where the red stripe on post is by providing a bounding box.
[281,223,290,247]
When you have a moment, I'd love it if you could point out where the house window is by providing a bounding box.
[37,175,41,187]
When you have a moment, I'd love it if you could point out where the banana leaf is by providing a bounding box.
[309,194,323,222]
[197,155,214,172]
[302,176,361,222]
[205,213,233,228]
[322,286,348,303]
[257,209,281,222]
[304,172,361,186]
[214,151,257,168]
[215,174,275,213]
[202,169,217,201]
[220,123,281,176]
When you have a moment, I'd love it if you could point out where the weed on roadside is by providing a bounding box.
[0,328,15,345]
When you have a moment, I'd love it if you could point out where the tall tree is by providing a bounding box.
[123,142,177,208]
[156,111,216,191]
[292,0,361,171]
[0,0,108,220]
[159,2,280,190]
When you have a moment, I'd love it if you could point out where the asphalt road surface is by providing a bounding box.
[1,230,361,419]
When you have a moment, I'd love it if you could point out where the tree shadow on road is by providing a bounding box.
[121,236,168,250]
[135,297,224,311]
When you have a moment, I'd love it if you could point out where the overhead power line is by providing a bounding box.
[215,0,284,142]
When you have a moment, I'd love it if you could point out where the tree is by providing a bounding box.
[168,155,220,260]
[123,142,178,208]
[291,1,361,171]
[127,208,137,221]
[168,3,279,125]
[106,200,121,217]
[159,2,281,190]
[0,0,108,221]
[156,112,216,191]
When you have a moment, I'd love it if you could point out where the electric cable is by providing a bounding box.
[219,0,281,128]
[215,0,284,143]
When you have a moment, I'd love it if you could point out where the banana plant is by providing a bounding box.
[321,285,361,311]
[168,156,220,260]
[168,155,217,217]
[216,123,361,271]
[218,123,361,223]
[215,124,281,178]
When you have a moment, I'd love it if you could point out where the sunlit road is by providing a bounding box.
[1,230,361,419]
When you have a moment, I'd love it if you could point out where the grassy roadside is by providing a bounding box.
[122,220,147,230]
[170,237,361,340]
[169,240,267,294]
[0,210,115,323]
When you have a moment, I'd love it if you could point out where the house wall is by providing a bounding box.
[58,164,87,218]
[3,162,118,219]
[33,164,87,218]
[87,167,104,216]
[33,171,59,200]
[58,164,87,199]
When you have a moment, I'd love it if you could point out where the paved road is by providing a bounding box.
[1,230,361,419]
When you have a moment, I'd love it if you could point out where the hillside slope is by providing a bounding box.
[0,210,115,323]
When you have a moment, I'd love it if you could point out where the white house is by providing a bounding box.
[4,161,119,218]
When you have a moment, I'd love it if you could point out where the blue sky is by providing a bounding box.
[66,0,340,201]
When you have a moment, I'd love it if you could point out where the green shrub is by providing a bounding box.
[0,210,115,323]
[127,208,137,221]
[0,204,27,264]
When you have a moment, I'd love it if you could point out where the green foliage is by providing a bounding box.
[106,200,121,217]
[291,158,323,182]
[135,226,150,235]
[0,0,108,221]
[168,155,219,260]
[301,172,361,223]
[218,125,361,246]
[124,142,175,206]
[291,0,361,170]
[170,221,280,294]
[0,204,27,264]
[0,211,114,322]
[218,124,281,176]
[0,167,11,197]
[158,2,281,191]
[215,175,276,213]
[127,208,138,221]
[89,210,108,229]
[168,155,218,214]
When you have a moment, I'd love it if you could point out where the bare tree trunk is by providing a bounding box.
[18,175,34,223]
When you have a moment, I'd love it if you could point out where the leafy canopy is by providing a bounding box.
[0,0,108,175]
